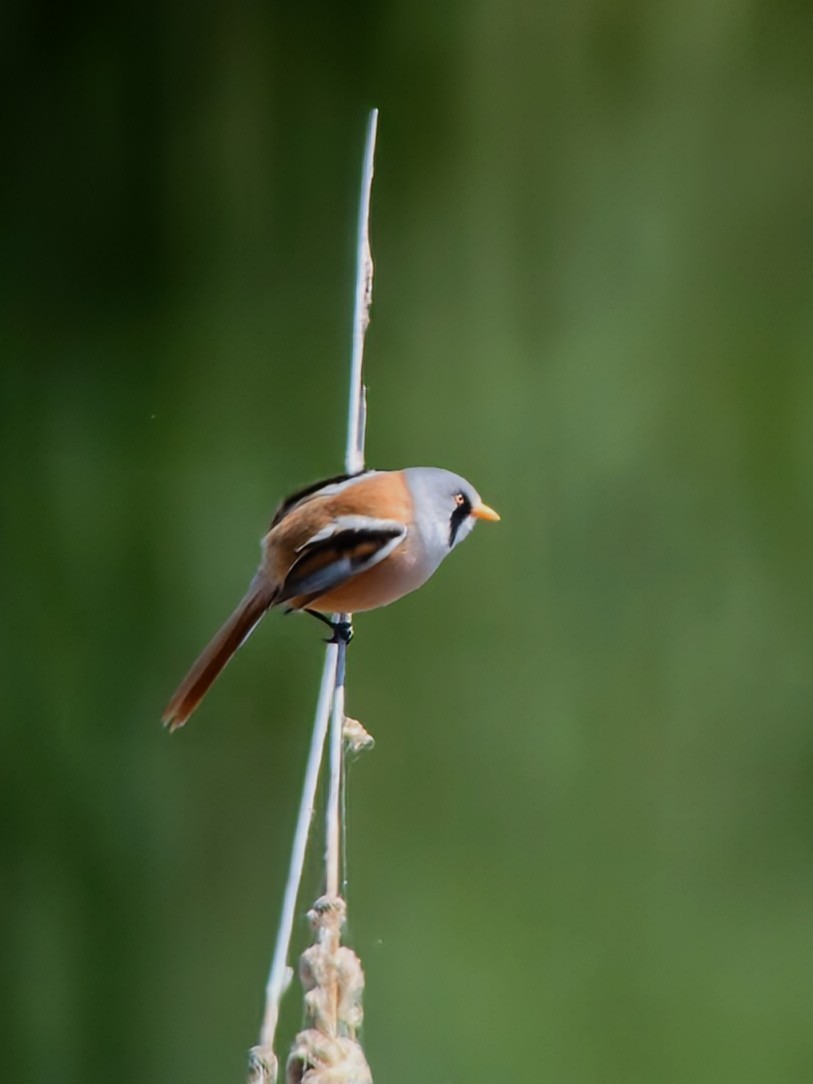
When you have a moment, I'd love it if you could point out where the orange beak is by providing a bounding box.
[471,501,500,522]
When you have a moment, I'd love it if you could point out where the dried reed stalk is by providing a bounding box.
[248,108,379,1084]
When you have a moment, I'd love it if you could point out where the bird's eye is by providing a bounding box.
[454,493,466,506]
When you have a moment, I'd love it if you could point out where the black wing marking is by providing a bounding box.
[269,470,370,529]
[276,520,406,605]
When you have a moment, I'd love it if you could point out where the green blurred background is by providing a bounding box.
[3,3,813,1081]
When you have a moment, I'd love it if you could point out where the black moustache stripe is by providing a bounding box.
[449,496,471,547]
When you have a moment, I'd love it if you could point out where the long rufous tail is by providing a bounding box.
[162,576,276,731]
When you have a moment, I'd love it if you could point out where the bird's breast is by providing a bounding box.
[302,537,434,614]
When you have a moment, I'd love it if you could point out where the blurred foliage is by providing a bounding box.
[3,2,813,1082]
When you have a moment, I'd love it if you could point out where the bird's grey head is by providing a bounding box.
[403,467,500,559]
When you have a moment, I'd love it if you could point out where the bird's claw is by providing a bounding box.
[303,608,354,644]
[326,620,353,645]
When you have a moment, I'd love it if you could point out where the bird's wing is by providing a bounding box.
[276,515,408,606]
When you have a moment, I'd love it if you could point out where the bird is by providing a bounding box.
[162,467,500,730]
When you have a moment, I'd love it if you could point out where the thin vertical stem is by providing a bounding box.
[325,107,378,912]
[258,643,339,1049]
[325,640,347,900]
[346,108,378,476]
[251,109,379,1081]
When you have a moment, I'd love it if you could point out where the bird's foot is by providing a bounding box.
[304,609,354,644]
[327,620,353,645]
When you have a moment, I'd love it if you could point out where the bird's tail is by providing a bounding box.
[162,576,276,731]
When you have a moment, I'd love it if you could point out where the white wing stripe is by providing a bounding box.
[296,516,406,552]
